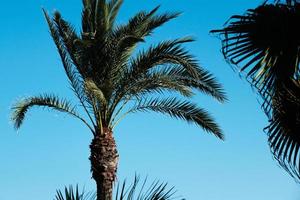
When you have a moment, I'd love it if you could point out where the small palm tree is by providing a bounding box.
[55,176,183,200]
[12,0,226,199]
[211,0,300,181]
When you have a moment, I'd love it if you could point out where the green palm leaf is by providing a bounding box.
[128,97,223,139]
[11,94,93,132]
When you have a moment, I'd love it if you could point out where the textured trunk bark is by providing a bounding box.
[90,127,119,200]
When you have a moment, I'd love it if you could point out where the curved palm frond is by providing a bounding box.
[212,0,300,181]
[211,2,300,116]
[108,37,227,122]
[11,94,93,132]
[43,10,85,97]
[125,97,224,139]
[266,80,300,181]
[43,10,97,127]
[158,66,227,103]
[129,38,200,79]
[112,6,180,42]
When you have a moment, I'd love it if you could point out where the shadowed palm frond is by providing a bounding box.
[212,0,300,182]
[11,94,93,132]
[127,97,223,139]
[266,80,300,182]
[211,2,300,116]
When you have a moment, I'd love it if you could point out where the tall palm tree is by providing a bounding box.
[211,0,300,181]
[12,0,226,199]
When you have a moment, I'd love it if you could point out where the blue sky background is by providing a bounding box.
[1,0,300,200]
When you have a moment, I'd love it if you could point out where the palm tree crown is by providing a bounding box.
[12,0,226,138]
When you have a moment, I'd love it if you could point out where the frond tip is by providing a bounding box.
[11,94,93,131]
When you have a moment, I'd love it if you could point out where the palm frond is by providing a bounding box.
[52,11,81,67]
[108,37,226,120]
[108,8,181,89]
[55,185,95,200]
[211,2,300,116]
[43,10,86,103]
[160,65,227,103]
[128,97,224,139]
[54,176,183,200]
[124,73,194,98]
[108,0,123,28]
[11,94,93,132]
[43,9,96,127]
[115,176,183,200]
[112,6,179,41]
[266,80,300,182]
[129,37,201,79]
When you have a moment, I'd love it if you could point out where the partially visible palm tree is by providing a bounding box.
[55,185,95,200]
[55,176,183,200]
[12,0,226,199]
[211,0,300,181]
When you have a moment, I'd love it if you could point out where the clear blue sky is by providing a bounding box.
[0,0,299,200]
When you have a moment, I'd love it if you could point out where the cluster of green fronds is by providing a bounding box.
[12,0,226,139]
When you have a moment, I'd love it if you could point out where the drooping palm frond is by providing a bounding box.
[212,0,300,181]
[11,94,93,132]
[266,80,300,181]
[108,38,227,123]
[211,2,300,116]
[126,97,223,139]
[127,37,226,101]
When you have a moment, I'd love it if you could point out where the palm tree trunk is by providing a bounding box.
[90,127,119,200]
